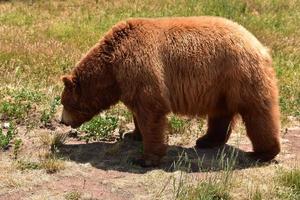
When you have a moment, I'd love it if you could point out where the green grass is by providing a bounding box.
[249,188,263,200]
[0,7,35,26]
[171,160,234,200]
[177,178,232,200]
[276,168,300,199]
[0,0,299,128]
[157,146,237,199]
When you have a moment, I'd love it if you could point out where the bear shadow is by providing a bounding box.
[59,138,274,174]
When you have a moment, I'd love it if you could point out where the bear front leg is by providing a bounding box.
[196,114,235,148]
[133,113,168,167]
[124,115,143,141]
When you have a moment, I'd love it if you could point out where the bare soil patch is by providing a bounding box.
[0,125,299,199]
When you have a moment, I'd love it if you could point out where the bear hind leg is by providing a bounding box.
[124,115,143,141]
[242,103,281,162]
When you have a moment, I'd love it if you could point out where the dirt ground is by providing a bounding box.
[0,122,299,200]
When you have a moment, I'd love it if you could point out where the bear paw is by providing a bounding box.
[124,130,142,141]
[245,151,279,163]
[195,135,226,149]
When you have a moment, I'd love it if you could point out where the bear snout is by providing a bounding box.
[60,108,79,128]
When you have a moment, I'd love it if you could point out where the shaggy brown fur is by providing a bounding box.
[61,17,281,167]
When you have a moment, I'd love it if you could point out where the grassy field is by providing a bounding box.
[0,0,299,199]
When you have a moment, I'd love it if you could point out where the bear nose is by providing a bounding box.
[59,115,69,126]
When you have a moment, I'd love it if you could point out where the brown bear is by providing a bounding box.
[60,17,281,167]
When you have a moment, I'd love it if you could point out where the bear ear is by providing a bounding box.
[61,75,75,89]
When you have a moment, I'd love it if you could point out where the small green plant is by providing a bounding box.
[0,123,17,150]
[16,156,65,174]
[13,138,22,159]
[0,88,43,121]
[65,191,82,200]
[12,88,42,102]
[169,115,196,137]
[169,116,186,134]
[41,96,61,124]
[0,101,31,120]
[16,160,41,171]
[79,114,118,142]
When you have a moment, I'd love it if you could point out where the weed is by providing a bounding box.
[13,138,22,159]
[16,160,41,171]
[39,132,67,153]
[12,88,43,102]
[107,105,133,130]
[51,132,67,148]
[65,191,82,200]
[0,123,17,150]
[0,101,31,121]
[40,157,65,174]
[169,115,187,135]
[41,96,61,125]
[39,132,53,147]
[36,131,66,173]
[16,157,65,174]
[79,114,118,142]
[0,88,43,122]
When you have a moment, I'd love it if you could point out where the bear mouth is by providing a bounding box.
[59,118,82,129]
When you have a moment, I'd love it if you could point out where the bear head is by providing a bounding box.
[60,69,121,128]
